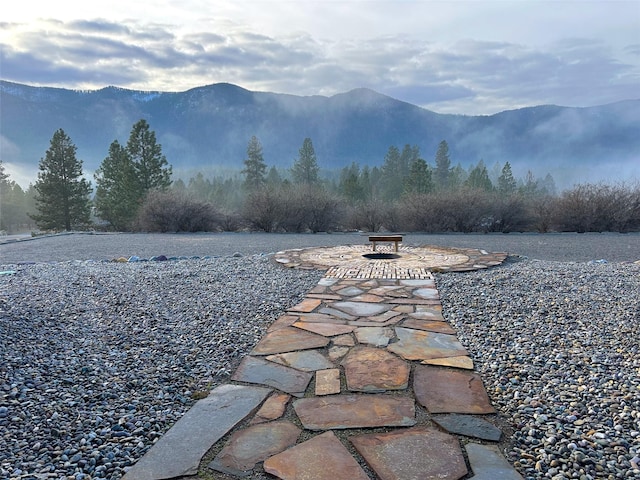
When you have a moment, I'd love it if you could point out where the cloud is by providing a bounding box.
[1,16,638,114]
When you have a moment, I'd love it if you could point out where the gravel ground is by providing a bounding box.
[1,233,639,479]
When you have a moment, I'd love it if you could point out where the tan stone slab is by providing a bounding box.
[293,321,355,337]
[316,368,341,395]
[387,327,468,361]
[351,426,468,480]
[342,346,409,392]
[263,431,369,480]
[402,318,457,334]
[328,346,350,361]
[332,334,355,346]
[414,365,496,414]
[289,298,322,313]
[266,350,335,372]
[267,314,299,332]
[422,356,474,370]
[251,327,329,355]
[250,392,291,424]
[350,293,385,303]
[354,326,395,347]
[416,304,442,312]
[393,305,414,313]
[209,421,301,476]
[293,394,416,430]
[388,297,441,306]
[368,285,403,296]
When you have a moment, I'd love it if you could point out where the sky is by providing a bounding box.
[1,0,639,115]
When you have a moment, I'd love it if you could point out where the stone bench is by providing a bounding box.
[368,235,403,253]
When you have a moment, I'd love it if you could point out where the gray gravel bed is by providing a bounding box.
[436,259,640,480]
[0,256,322,479]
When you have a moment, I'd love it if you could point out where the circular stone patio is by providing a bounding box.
[273,244,508,279]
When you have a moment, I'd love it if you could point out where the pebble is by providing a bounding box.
[0,255,322,479]
[437,259,640,480]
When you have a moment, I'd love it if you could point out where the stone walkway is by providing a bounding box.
[122,244,523,480]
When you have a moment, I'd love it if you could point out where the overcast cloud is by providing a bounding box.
[1,1,639,114]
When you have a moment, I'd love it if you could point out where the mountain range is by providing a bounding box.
[1,80,638,188]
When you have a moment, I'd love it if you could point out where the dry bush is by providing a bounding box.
[135,190,220,232]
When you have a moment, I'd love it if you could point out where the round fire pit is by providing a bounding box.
[362,252,401,260]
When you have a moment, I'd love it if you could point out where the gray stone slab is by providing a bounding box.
[121,384,271,480]
[232,355,313,397]
[466,443,524,480]
[432,414,502,441]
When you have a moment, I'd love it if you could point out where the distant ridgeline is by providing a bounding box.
[1,80,639,189]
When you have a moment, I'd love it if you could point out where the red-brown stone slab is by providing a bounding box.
[342,346,410,392]
[293,394,416,430]
[351,426,468,480]
[263,431,369,480]
[414,365,496,414]
[422,355,474,370]
[293,321,356,336]
[251,327,329,355]
[250,392,291,424]
[401,318,457,334]
[267,314,299,332]
[209,421,301,476]
[297,313,347,324]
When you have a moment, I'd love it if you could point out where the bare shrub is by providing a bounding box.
[135,190,220,232]
[243,187,285,232]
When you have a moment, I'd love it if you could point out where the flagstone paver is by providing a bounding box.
[433,414,503,441]
[263,431,370,480]
[231,355,312,397]
[127,243,524,480]
[466,443,525,479]
[414,364,496,414]
[351,426,468,480]
[208,421,301,476]
[293,394,416,430]
[121,384,271,480]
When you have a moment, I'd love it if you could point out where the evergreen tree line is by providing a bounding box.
[1,129,639,234]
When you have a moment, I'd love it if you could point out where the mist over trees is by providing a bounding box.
[1,131,639,234]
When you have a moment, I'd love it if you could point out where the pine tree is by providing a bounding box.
[497,162,517,195]
[466,160,493,191]
[291,138,319,184]
[404,158,434,194]
[94,140,140,230]
[434,140,451,189]
[31,129,92,230]
[126,119,172,191]
[242,136,267,190]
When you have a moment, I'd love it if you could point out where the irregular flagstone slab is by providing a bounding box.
[293,394,416,430]
[250,392,291,424]
[208,421,301,476]
[466,443,524,480]
[315,368,341,395]
[422,355,474,370]
[308,293,343,300]
[328,346,350,361]
[232,356,312,397]
[318,277,340,286]
[393,304,414,313]
[402,318,457,334]
[266,350,335,372]
[336,286,365,296]
[332,301,391,317]
[433,414,502,441]
[414,365,496,414]
[251,326,329,355]
[289,298,322,313]
[351,426,468,480]
[121,384,271,480]
[408,310,446,322]
[293,321,356,336]
[412,287,440,300]
[267,314,299,332]
[400,279,436,287]
[297,313,347,324]
[367,310,404,323]
[354,326,395,347]
[342,346,409,392]
[368,285,403,296]
[350,293,385,303]
[387,297,439,305]
[332,334,355,346]
[387,327,468,361]
[263,431,369,480]
[318,306,357,320]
